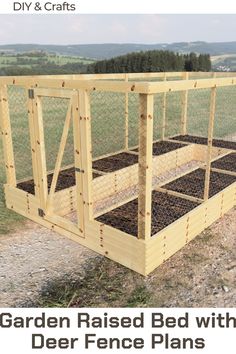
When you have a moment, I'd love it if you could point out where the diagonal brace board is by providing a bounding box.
[46,98,73,213]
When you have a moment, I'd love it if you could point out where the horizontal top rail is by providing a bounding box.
[1,73,236,93]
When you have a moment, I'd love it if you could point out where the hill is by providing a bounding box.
[2,41,236,60]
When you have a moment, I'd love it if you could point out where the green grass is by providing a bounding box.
[0,54,95,68]
[27,257,151,308]
[0,84,236,235]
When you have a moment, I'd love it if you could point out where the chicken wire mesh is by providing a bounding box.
[90,90,139,217]
[7,85,32,181]
[40,96,75,194]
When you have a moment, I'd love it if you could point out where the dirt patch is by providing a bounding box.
[92,152,138,173]
[211,152,236,172]
[17,168,100,195]
[132,140,186,155]
[164,168,236,199]
[96,191,198,236]
[171,134,236,150]
[0,208,235,307]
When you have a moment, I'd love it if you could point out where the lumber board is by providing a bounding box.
[138,94,154,239]
[0,85,16,186]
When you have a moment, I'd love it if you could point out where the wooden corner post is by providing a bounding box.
[161,73,167,140]
[78,90,93,223]
[138,94,154,240]
[204,86,217,201]
[31,92,48,211]
[181,72,189,135]
[124,74,129,150]
[0,85,16,186]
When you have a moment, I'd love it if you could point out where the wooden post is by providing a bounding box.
[78,90,93,222]
[204,86,217,201]
[27,89,40,197]
[161,73,167,140]
[124,74,129,150]
[32,93,48,211]
[0,85,16,186]
[181,72,189,135]
[72,92,85,235]
[138,94,154,240]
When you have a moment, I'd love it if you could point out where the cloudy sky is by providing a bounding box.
[0,15,236,44]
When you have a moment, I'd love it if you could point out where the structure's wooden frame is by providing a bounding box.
[1,72,236,275]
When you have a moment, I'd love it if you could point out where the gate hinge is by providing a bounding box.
[75,167,84,173]
[38,208,45,217]
[28,89,35,99]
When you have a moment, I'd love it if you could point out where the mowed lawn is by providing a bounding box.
[0,84,236,233]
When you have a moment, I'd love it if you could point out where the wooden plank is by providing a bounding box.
[124,74,129,150]
[72,92,85,235]
[79,90,93,222]
[0,77,151,94]
[156,186,203,203]
[181,72,189,135]
[147,77,236,94]
[2,74,236,95]
[27,89,40,198]
[138,94,154,240]
[33,95,48,210]
[46,98,72,213]
[210,167,236,177]
[161,73,167,140]
[204,87,216,200]
[34,88,74,99]
[0,85,16,186]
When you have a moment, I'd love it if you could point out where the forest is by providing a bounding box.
[87,51,212,73]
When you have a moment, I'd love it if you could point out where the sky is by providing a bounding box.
[0,14,236,45]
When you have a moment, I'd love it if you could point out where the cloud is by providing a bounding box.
[0,15,236,45]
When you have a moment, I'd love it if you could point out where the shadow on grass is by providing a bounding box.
[25,257,152,308]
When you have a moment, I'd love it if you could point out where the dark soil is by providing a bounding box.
[96,191,198,237]
[17,168,100,195]
[132,140,186,155]
[92,152,138,173]
[172,134,236,150]
[164,168,236,199]
[211,153,236,173]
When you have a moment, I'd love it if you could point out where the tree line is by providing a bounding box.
[87,51,211,73]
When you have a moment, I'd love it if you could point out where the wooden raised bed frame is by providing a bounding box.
[1,72,236,275]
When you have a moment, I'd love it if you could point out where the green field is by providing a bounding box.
[0,53,95,69]
[0,85,236,234]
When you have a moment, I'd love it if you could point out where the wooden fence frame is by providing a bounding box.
[1,72,236,275]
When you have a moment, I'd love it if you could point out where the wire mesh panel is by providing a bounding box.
[214,86,236,141]
[91,91,139,217]
[41,96,73,173]
[7,85,32,180]
[90,91,126,159]
[128,92,139,149]
[165,91,183,137]
[187,88,211,137]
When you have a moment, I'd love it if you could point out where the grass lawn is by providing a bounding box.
[0,84,236,234]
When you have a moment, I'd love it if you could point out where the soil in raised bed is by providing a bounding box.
[96,191,198,237]
[164,168,236,199]
[171,134,236,150]
[17,168,100,195]
[211,153,236,173]
[132,140,186,155]
[92,152,139,173]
